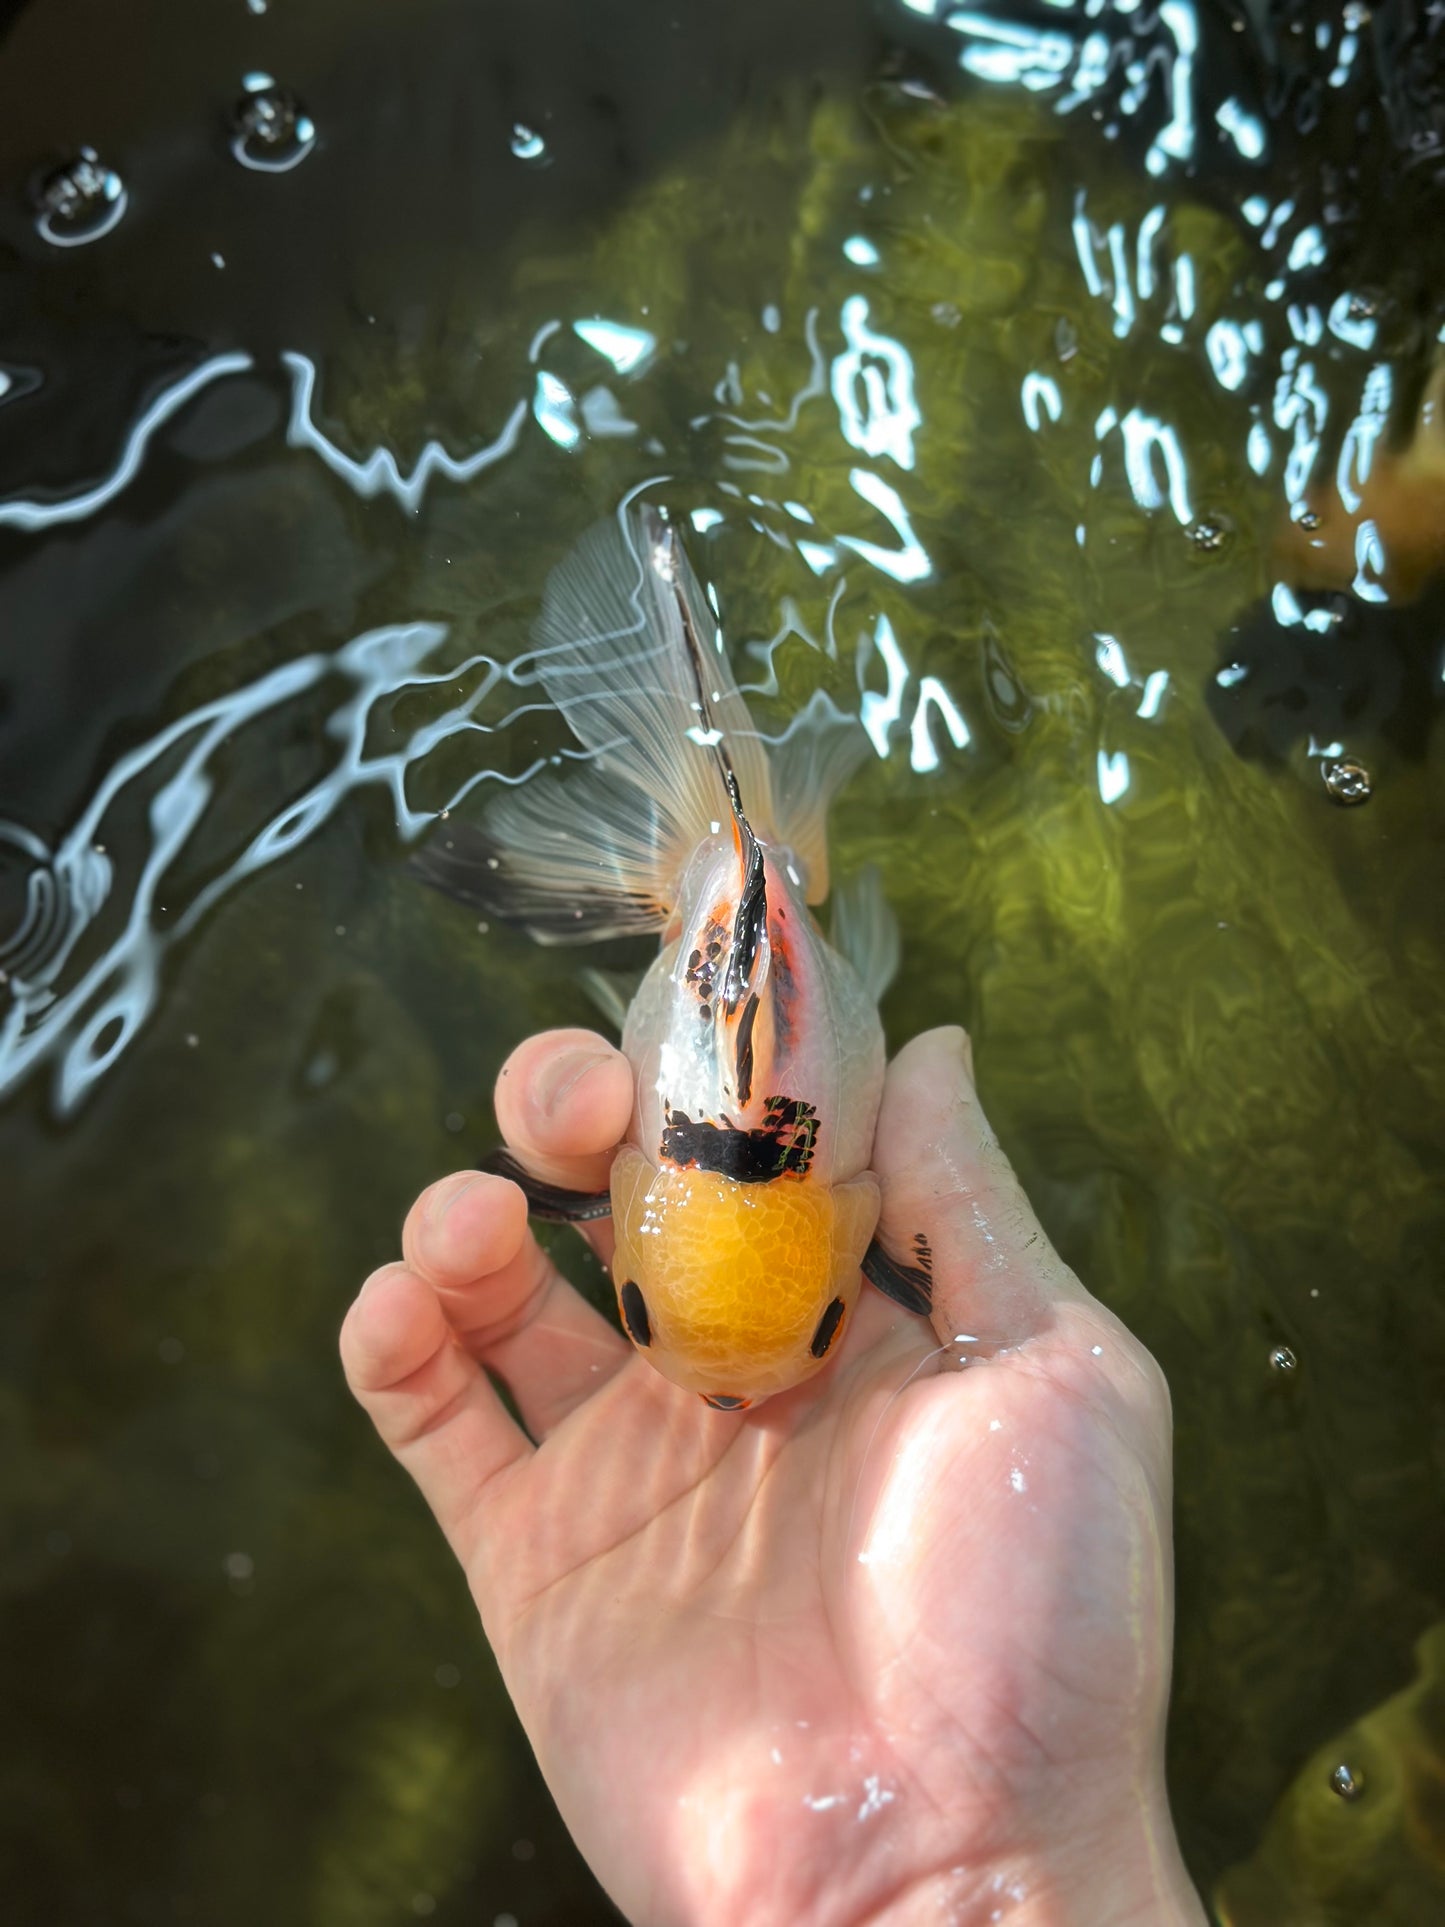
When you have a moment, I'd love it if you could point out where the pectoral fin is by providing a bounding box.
[862,1230,934,1317]
[480,1147,612,1222]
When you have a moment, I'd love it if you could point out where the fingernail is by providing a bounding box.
[424,1173,481,1224]
[535,1044,612,1119]
[942,1025,975,1085]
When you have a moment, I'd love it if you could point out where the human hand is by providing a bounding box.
[341,1026,1204,1926]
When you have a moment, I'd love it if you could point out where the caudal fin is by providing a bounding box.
[416,501,775,943]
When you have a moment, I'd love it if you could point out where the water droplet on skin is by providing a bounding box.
[1322,758,1372,805]
[32,148,127,247]
[510,122,547,162]
[1186,513,1234,555]
[1269,1345,1297,1373]
[231,78,316,172]
[1331,1762,1364,1799]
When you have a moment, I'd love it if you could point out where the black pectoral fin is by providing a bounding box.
[479,1147,612,1223]
[862,1236,934,1318]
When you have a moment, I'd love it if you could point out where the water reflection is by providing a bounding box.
[0,620,572,1116]
[0,355,254,531]
[283,352,529,508]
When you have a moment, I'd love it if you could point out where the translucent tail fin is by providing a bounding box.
[414,502,775,943]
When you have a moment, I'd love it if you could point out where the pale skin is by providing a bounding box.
[341,1026,1207,1927]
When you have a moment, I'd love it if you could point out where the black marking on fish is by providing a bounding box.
[863,1236,934,1317]
[911,1232,934,1274]
[701,1393,750,1411]
[479,1147,612,1223]
[734,991,760,1105]
[725,836,767,1012]
[619,1281,652,1348]
[660,1096,818,1182]
[684,919,726,1009]
[657,513,768,1011]
[810,1296,846,1359]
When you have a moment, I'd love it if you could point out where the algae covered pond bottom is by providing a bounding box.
[2,0,1444,1919]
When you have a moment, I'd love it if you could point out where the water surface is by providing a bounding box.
[3,1,1444,1920]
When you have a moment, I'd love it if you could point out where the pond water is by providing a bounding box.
[3,0,1444,1920]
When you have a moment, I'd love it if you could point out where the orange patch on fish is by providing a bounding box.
[610,1147,878,1403]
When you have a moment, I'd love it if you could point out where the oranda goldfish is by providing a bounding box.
[417,500,932,1409]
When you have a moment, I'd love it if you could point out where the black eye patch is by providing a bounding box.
[810,1296,846,1358]
[619,1280,652,1348]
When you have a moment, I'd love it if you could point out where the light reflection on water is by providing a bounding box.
[0,31,1425,1119]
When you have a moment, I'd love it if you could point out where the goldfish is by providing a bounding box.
[417,499,932,1409]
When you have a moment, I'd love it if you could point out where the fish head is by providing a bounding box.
[609,1147,879,1406]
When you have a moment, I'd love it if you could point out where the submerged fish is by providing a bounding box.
[417,501,932,1408]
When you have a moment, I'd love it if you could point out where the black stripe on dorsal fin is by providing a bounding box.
[653,512,770,1017]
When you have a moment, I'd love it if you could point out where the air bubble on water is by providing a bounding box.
[1342,3,1370,32]
[223,1551,254,1581]
[1186,512,1234,555]
[444,1111,465,1134]
[246,0,269,12]
[434,1662,461,1689]
[32,147,127,248]
[231,75,316,172]
[1322,758,1372,805]
[511,123,547,162]
[1331,1762,1364,1799]
[1268,1345,1297,1373]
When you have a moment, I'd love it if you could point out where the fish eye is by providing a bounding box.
[701,1393,750,1411]
[810,1296,846,1359]
[619,1280,652,1348]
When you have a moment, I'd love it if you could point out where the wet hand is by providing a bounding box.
[341,1027,1204,1927]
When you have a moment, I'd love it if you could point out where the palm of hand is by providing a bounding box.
[343,1029,1184,1927]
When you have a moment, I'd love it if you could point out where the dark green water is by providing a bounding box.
[3,1,1444,1920]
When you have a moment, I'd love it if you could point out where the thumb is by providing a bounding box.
[871,1026,1092,1351]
